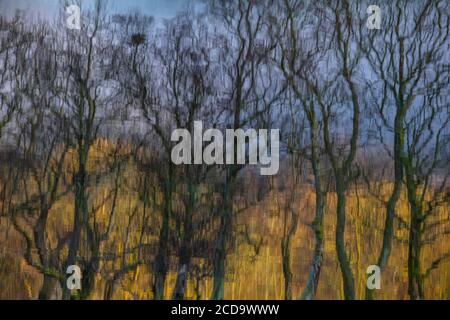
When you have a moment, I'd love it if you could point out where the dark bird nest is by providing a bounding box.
[130,33,146,46]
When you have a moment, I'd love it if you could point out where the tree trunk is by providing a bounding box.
[172,181,196,300]
[104,279,115,300]
[335,175,355,300]
[38,275,61,300]
[153,168,173,300]
[407,212,423,300]
[366,104,405,300]
[172,209,193,300]
[301,123,324,300]
[404,162,424,300]
[281,236,293,300]
[172,264,189,300]
[211,172,235,300]
[211,214,229,300]
[64,165,87,300]
[153,202,170,300]
[301,194,324,300]
[80,239,100,300]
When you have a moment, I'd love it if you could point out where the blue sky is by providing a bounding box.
[0,0,188,19]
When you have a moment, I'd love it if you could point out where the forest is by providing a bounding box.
[0,0,449,300]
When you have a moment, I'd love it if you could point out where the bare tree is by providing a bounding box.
[55,0,123,299]
[273,0,329,300]
[206,0,283,299]
[361,0,450,299]
[1,19,73,300]
[158,12,218,300]
[117,11,178,300]
[308,0,365,300]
